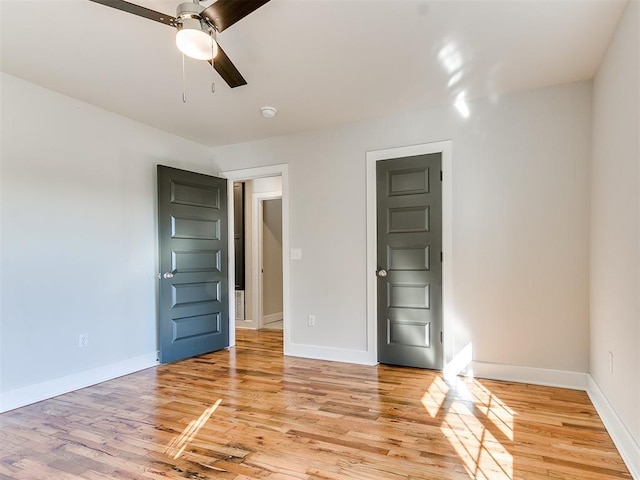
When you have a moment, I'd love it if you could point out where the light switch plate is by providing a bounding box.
[290,248,302,260]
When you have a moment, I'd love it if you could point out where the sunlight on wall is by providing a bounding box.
[422,376,515,479]
[165,399,222,459]
[455,92,471,119]
[438,42,463,73]
[448,70,463,88]
[437,41,472,119]
[444,342,473,380]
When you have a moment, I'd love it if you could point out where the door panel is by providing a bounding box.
[157,165,229,364]
[377,154,443,369]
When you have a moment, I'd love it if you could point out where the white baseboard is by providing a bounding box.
[587,375,640,480]
[236,320,258,330]
[285,342,377,366]
[471,361,588,390]
[0,352,159,413]
[263,312,283,324]
[236,319,256,329]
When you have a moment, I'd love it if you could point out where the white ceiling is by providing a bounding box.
[0,0,627,147]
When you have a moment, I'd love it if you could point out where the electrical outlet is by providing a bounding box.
[308,315,316,327]
[609,351,613,374]
[79,334,89,348]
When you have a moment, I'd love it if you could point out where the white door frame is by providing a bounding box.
[253,191,283,330]
[217,164,289,350]
[365,141,453,367]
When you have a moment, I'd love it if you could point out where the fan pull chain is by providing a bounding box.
[182,53,187,103]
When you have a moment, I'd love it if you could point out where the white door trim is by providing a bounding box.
[252,191,282,330]
[217,164,289,350]
[365,141,453,367]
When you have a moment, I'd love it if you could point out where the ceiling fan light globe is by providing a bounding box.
[176,22,217,61]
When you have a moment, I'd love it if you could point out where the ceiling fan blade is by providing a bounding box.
[209,44,247,88]
[201,0,271,33]
[88,0,175,27]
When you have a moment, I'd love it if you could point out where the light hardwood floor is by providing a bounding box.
[0,330,631,479]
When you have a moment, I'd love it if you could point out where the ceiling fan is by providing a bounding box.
[88,0,271,88]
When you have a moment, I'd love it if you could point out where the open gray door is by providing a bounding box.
[376,154,443,369]
[157,165,229,363]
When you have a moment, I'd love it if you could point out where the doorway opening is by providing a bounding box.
[218,164,289,350]
[232,179,283,332]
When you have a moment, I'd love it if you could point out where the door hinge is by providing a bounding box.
[440,251,443,263]
[440,170,443,181]
[440,331,443,343]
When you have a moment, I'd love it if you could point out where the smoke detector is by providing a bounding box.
[260,106,277,118]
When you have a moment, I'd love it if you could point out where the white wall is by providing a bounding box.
[211,80,592,373]
[0,73,214,409]
[590,0,640,450]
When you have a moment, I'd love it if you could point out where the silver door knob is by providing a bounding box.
[377,269,387,278]
[162,272,174,279]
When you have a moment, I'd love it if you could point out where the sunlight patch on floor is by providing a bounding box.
[422,376,514,480]
[442,386,513,479]
[444,420,513,480]
[165,399,222,459]
[421,376,450,417]
[472,380,514,442]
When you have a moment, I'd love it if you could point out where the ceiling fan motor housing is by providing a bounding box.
[177,16,214,35]
[176,2,214,33]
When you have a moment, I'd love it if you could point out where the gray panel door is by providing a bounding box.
[157,165,228,363]
[377,154,443,369]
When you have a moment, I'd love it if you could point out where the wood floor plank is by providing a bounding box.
[0,330,632,479]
